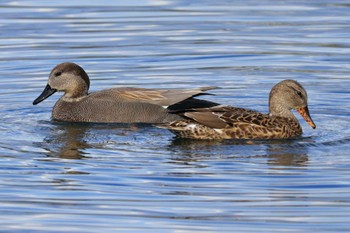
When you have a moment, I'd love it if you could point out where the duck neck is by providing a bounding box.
[66,80,89,98]
[63,88,88,102]
[269,101,297,121]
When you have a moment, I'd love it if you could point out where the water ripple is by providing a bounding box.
[0,0,350,232]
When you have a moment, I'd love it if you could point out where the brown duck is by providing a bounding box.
[33,62,218,123]
[159,80,316,139]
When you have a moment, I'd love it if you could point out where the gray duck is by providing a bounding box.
[33,62,218,123]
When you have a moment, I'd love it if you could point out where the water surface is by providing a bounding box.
[1,0,350,232]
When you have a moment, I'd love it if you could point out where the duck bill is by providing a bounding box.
[33,84,57,105]
[296,106,316,129]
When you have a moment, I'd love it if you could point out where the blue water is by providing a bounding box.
[1,0,350,232]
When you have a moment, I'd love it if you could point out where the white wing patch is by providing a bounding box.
[214,128,223,133]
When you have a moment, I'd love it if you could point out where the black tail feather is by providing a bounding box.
[167,98,220,113]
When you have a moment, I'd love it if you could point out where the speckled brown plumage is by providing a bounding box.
[159,80,316,140]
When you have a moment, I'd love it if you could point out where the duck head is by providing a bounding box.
[269,79,316,129]
[33,62,90,105]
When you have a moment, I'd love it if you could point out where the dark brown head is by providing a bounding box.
[33,62,90,105]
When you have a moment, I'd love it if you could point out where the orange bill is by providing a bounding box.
[297,106,316,129]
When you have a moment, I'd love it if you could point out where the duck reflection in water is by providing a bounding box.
[38,122,144,159]
[168,137,311,167]
[265,141,309,167]
[38,122,91,159]
[36,120,311,167]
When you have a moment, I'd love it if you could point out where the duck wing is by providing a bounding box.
[183,105,268,129]
[94,86,216,107]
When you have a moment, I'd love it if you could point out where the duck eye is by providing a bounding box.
[296,90,303,97]
[54,71,62,77]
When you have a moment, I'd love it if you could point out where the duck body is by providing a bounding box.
[51,87,185,123]
[33,62,218,123]
[163,105,303,140]
[160,80,316,140]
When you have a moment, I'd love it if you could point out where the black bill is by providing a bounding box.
[33,84,57,105]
